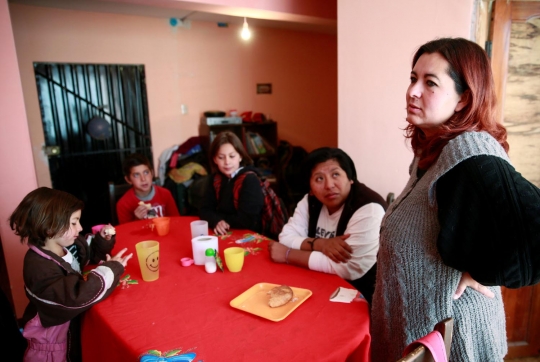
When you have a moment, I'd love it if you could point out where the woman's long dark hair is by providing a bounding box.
[304,148,387,237]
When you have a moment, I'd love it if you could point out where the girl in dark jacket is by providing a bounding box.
[10,187,133,362]
[200,131,264,235]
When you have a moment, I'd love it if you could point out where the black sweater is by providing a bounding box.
[436,155,540,288]
[200,166,264,232]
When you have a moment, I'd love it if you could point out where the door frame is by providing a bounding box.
[491,0,540,124]
[490,1,540,358]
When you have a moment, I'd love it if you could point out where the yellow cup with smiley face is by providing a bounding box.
[135,240,160,282]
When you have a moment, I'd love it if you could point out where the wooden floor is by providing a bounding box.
[505,357,540,362]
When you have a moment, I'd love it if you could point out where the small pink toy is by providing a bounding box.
[181,257,194,267]
[91,224,105,234]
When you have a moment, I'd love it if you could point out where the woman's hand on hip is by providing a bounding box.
[318,234,352,263]
[454,272,494,299]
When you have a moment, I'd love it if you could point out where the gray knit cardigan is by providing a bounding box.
[371,132,509,361]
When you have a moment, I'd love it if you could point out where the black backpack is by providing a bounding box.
[276,140,308,214]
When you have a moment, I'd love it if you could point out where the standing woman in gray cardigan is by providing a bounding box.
[371,38,540,361]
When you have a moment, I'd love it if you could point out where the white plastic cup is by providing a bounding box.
[190,220,208,239]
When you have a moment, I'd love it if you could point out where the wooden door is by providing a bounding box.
[491,0,540,358]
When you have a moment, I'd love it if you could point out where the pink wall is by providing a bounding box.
[6,3,336,315]
[3,0,475,317]
[0,0,39,317]
[338,0,474,198]
[10,4,337,189]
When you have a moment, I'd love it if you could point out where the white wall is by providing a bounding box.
[338,0,474,198]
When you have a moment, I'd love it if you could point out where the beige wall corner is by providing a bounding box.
[337,0,475,198]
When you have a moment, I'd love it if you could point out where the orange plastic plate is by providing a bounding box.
[229,282,312,322]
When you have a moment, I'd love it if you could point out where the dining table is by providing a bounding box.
[81,216,371,361]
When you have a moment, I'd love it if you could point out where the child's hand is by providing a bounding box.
[106,248,133,267]
[134,204,149,220]
[100,224,116,240]
[214,220,230,235]
[268,240,289,264]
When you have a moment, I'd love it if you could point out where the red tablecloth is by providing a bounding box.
[81,217,371,361]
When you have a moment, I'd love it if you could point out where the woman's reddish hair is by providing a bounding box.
[405,38,508,169]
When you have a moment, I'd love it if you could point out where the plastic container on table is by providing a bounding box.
[205,248,217,274]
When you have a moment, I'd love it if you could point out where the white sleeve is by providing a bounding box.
[90,265,116,301]
[308,203,384,280]
[278,194,310,250]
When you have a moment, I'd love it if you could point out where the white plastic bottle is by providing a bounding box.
[205,248,217,273]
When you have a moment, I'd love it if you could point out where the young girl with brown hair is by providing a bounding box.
[200,131,265,235]
[10,187,132,362]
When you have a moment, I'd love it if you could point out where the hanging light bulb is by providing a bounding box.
[241,17,251,40]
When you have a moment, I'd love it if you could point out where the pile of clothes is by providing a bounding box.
[158,137,209,216]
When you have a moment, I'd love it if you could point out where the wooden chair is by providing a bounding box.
[398,318,454,362]
[108,182,131,225]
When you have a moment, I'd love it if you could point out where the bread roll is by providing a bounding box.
[138,201,152,210]
[268,285,293,308]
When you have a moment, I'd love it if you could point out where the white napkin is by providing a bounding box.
[329,287,362,303]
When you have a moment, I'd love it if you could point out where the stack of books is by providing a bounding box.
[244,132,274,155]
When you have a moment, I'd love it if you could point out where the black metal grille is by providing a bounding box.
[34,63,153,231]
